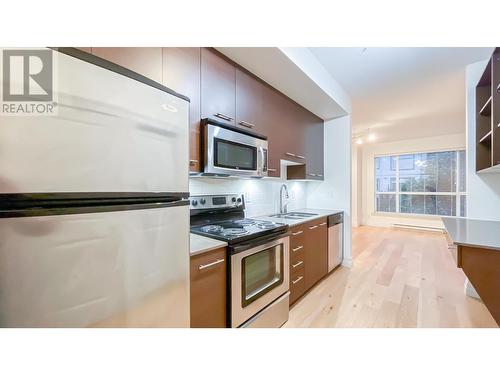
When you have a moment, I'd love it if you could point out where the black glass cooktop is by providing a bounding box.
[190,218,287,244]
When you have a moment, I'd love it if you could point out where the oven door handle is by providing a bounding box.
[228,229,290,254]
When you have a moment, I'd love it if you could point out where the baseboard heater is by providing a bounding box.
[392,223,445,233]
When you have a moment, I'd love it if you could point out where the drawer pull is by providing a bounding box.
[198,258,225,270]
[296,155,305,159]
[307,173,317,177]
[189,159,199,165]
[285,152,296,157]
[292,276,303,285]
[292,230,303,236]
[319,222,327,226]
[214,113,234,122]
[268,168,277,172]
[309,225,318,230]
[292,245,303,252]
[238,120,255,128]
[317,174,323,177]
[292,260,304,268]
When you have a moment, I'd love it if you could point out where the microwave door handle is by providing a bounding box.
[259,147,264,171]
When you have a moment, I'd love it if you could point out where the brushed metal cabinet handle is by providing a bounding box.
[198,258,225,270]
[309,225,318,230]
[296,155,305,159]
[319,222,327,226]
[268,168,277,172]
[307,173,317,177]
[317,174,323,177]
[292,230,303,236]
[285,152,296,157]
[292,260,304,268]
[189,159,199,165]
[292,245,303,252]
[238,120,255,128]
[292,276,304,285]
[214,113,234,122]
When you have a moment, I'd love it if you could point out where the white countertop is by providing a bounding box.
[255,208,343,226]
[442,217,500,251]
[190,233,228,256]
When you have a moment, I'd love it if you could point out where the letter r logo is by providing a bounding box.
[2,49,53,102]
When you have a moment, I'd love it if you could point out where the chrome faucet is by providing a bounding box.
[280,184,290,214]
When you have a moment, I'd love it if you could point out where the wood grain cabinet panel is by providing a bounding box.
[201,48,236,125]
[236,67,266,134]
[190,248,227,328]
[162,48,202,172]
[492,50,500,167]
[304,219,328,290]
[91,47,163,83]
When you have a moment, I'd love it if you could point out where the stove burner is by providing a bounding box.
[256,222,279,229]
[222,228,249,236]
[234,219,256,225]
[200,225,223,233]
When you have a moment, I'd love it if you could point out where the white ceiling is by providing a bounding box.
[309,47,494,143]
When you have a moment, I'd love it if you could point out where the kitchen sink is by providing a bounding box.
[269,212,318,220]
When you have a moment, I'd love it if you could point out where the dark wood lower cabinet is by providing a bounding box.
[457,245,500,325]
[190,248,227,328]
[288,219,328,305]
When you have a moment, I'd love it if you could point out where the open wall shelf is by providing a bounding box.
[476,48,500,173]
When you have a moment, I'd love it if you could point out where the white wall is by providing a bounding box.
[189,178,308,218]
[466,60,500,220]
[307,116,352,266]
[351,144,362,227]
[360,133,466,229]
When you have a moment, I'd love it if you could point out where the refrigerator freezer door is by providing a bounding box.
[0,205,190,327]
[0,49,189,194]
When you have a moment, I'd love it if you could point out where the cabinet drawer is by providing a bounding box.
[290,242,305,264]
[290,256,305,273]
[290,225,305,247]
[290,268,306,305]
[190,247,227,328]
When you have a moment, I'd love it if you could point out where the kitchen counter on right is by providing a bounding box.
[442,217,500,251]
[442,217,500,326]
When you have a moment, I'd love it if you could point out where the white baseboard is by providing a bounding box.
[464,279,481,300]
[341,257,353,268]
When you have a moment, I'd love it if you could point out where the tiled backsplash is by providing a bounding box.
[189,177,308,218]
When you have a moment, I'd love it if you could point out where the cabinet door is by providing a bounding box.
[91,47,163,83]
[304,219,328,290]
[492,50,500,166]
[163,48,201,172]
[303,112,325,180]
[236,68,265,134]
[201,48,236,125]
[190,247,227,328]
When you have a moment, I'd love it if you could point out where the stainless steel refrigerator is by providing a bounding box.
[0,48,190,327]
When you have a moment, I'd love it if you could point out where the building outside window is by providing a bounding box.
[375,150,466,217]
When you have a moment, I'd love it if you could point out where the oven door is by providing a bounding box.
[205,123,268,177]
[230,236,289,327]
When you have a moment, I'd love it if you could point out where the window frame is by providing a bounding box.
[374,149,466,218]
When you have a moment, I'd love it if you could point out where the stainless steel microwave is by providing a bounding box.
[202,118,268,177]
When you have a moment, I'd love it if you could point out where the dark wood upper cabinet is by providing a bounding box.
[91,47,163,84]
[236,68,265,134]
[492,50,500,167]
[162,48,202,172]
[201,48,236,125]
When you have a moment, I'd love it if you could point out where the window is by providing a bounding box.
[375,150,466,217]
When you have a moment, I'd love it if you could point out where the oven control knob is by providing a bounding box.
[191,200,198,207]
[237,198,242,203]
[200,198,206,205]
[231,197,237,203]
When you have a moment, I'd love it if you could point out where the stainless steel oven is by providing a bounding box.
[230,235,289,327]
[202,118,268,177]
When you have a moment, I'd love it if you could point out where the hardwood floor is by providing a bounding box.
[284,226,498,328]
